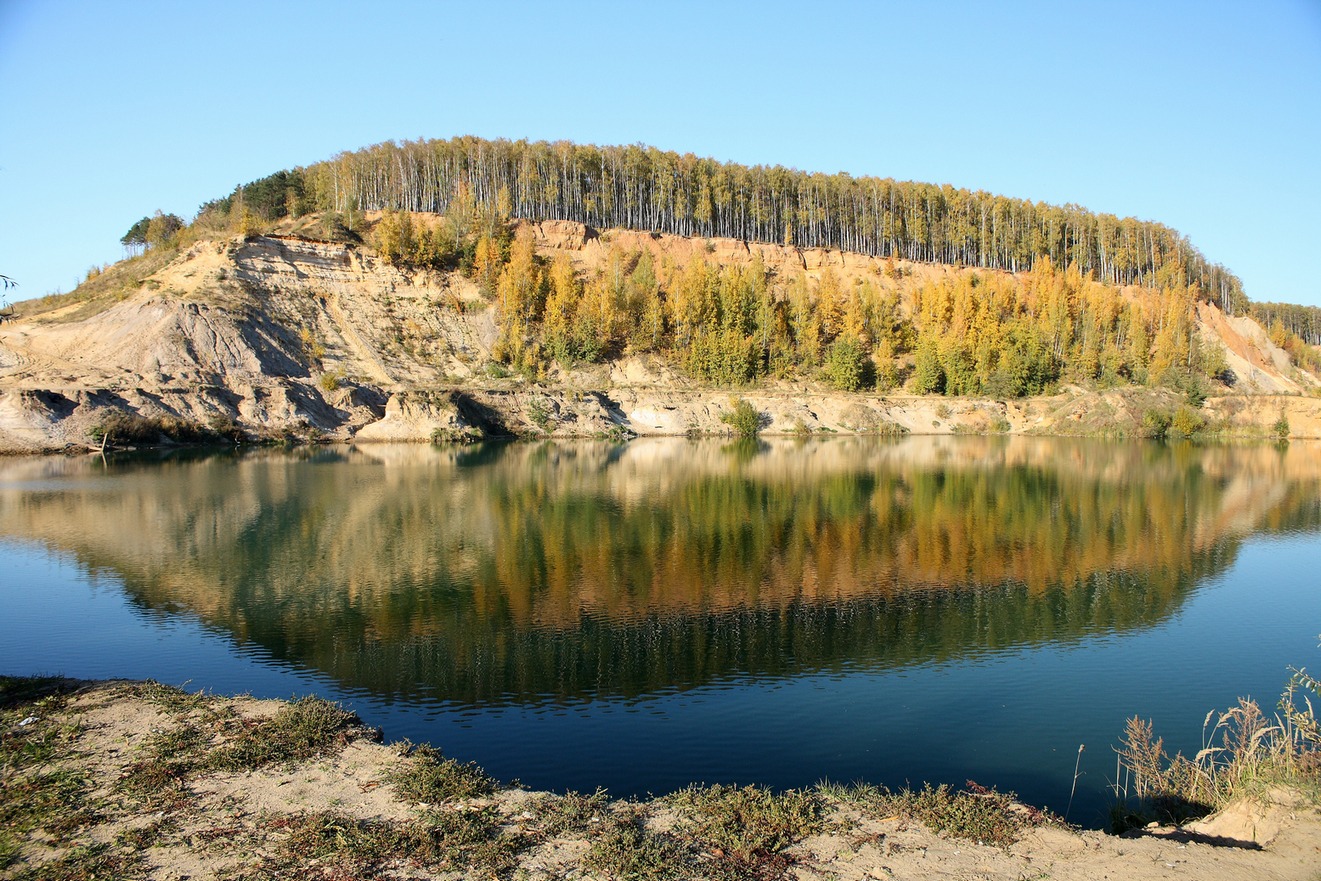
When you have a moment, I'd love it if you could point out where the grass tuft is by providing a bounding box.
[524,787,611,837]
[823,780,1051,848]
[114,815,180,851]
[0,676,76,710]
[416,805,527,873]
[223,811,414,880]
[669,783,824,878]
[207,696,360,771]
[227,806,527,879]
[0,831,17,870]
[9,841,144,881]
[1111,641,1321,832]
[0,768,99,844]
[585,813,691,880]
[1,702,79,771]
[119,680,215,713]
[387,742,495,804]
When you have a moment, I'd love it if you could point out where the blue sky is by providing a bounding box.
[2,0,1319,306]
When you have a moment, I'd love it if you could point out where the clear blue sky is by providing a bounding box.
[2,0,1319,306]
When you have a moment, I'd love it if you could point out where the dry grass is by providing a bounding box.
[1112,651,1321,831]
[116,693,364,812]
[1,679,104,872]
[7,674,1319,879]
[219,808,526,880]
[668,783,825,880]
[583,812,691,880]
[818,779,1057,848]
[386,741,495,804]
[13,247,176,323]
[206,696,362,770]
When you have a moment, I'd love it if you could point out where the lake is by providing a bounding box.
[1,436,1318,828]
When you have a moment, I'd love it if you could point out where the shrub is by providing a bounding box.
[318,369,343,393]
[207,413,244,442]
[431,426,482,445]
[874,782,1047,848]
[720,398,765,438]
[91,410,234,446]
[526,396,553,433]
[585,816,689,880]
[207,697,361,771]
[823,334,872,391]
[1140,408,1172,440]
[1169,404,1206,438]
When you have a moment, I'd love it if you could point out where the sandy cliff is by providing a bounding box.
[1,222,1317,452]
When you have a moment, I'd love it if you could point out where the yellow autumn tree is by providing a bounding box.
[543,254,579,364]
[494,226,542,370]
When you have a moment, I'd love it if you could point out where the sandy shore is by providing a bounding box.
[3,678,1319,880]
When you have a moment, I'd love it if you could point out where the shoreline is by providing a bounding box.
[2,388,1319,458]
[3,676,1318,880]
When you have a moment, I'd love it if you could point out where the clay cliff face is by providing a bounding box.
[1,221,1318,453]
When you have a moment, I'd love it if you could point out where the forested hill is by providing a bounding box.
[204,136,1246,315]
[1253,301,1321,347]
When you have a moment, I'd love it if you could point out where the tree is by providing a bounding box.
[146,211,185,249]
[371,209,415,264]
[220,134,1246,311]
[493,226,543,373]
[121,217,151,255]
[471,234,501,297]
[123,211,184,254]
[543,255,578,364]
[824,334,871,391]
[626,249,664,352]
[910,337,945,394]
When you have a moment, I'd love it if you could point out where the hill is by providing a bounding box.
[201,136,1252,314]
[2,135,1320,451]
[1,213,1318,452]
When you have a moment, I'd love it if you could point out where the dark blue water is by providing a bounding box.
[1,437,1318,828]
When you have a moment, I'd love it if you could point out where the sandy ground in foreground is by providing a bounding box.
[3,680,1320,880]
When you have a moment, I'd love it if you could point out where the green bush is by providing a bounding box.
[823,334,871,391]
[669,784,823,876]
[1140,408,1172,440]
[1169,404,1206,438]
[910,339,946,395]
[719,398,764,438]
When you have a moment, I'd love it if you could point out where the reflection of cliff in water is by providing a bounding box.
[2,437,1318,705]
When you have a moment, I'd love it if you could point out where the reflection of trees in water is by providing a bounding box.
[1,438,1317,705]
[315,568,1217,707]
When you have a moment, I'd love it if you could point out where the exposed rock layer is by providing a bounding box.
[2,223,1317,452]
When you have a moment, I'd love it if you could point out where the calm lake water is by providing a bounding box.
[1,436,1319,827]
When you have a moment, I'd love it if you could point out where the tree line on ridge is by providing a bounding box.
[199,136,1246,315]
[116,135,1320,397]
